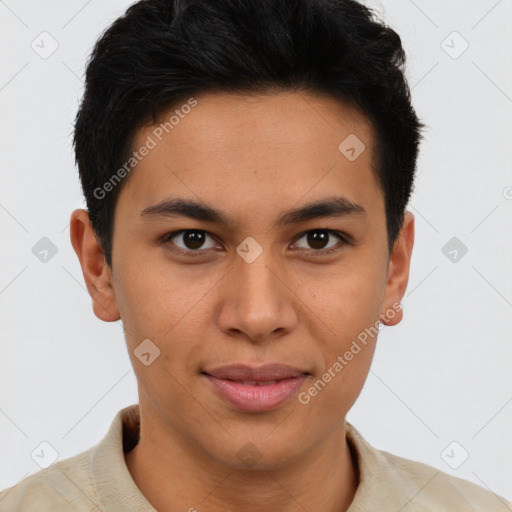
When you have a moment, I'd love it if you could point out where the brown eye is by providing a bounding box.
[163,230,218,252]
[293,229,346,253]
[307,230,329,249]
[181,231,206,249]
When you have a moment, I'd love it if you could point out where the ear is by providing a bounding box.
[69,209,120,322]
[380,210,414,326]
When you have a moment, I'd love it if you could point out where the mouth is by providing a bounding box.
[201,363,310,412]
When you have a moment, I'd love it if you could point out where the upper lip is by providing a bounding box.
[203,363,309,381]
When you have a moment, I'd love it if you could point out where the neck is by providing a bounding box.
[125,404,359,512]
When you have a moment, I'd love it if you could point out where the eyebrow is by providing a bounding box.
[140,196,366,229]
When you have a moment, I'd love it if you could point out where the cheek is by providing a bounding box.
[114,267,203,406]
[311,345,376,419]
[113,259,217,383]
[300,306,378,419]
[294,262,386,397]
[302,263,385,333]
[112,270,164,344]
[113,255,198,341]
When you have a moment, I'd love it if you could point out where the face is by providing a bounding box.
[71,90,413,470]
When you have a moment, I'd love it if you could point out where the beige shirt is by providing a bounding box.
[1,404,510,511]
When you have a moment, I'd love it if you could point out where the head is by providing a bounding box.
[71,0,422,470]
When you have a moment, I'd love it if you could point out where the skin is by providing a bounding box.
[70,90,414,512]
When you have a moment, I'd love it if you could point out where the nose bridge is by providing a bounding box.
[235,233,280,286]
[217,243,298,340]
[239,253,279,296]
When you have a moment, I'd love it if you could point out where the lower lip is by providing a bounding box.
[203,374,309,412]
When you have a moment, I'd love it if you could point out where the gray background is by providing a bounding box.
[1,0,511,503]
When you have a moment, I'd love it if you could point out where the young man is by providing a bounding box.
[1,0,510,510]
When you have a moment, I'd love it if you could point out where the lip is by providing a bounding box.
[203,363,308,381]
[202,364,310,412]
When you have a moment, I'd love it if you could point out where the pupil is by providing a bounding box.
[185,230,205,249]
[308,230,328,249]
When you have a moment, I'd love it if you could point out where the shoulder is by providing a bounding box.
[345,423,512,512]
[377,448,512,511]
[0,449,97,512]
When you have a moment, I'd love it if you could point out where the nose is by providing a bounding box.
[216,251,299,344]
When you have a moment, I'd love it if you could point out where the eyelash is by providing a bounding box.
[160,229,349,257]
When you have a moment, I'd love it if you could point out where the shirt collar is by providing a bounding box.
[344,421,407,510]
[89,404,404,511]
[89,404,156,511]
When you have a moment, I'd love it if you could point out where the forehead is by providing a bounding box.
[118,90,382,225]
[145,90,374,153]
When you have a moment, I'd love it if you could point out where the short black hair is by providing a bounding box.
[73,0,424,268]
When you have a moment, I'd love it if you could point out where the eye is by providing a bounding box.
[161,228,348,257]
[161,230,220,253]
[292,229,347,254]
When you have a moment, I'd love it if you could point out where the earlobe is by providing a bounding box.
[380,302,403,327]
[380,211,415,327]
[69,209,120,322]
